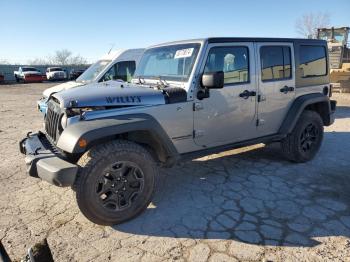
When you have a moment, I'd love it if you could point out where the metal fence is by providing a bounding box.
[0,64,88,82]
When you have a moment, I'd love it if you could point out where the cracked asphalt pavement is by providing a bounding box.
[0,83,350,261]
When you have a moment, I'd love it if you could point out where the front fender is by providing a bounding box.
[57,113,178,158]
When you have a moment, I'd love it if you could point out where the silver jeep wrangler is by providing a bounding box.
[20,37,336,225]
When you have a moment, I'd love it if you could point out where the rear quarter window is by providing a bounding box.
[299,45,327,78]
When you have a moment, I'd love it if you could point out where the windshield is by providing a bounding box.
[134,43,200,82]
[23,67,38,72]
[318,29,347,44]
[334,30,346,44]
[50,68,63,72]
[318,31,332,41]
[76,60,111,83]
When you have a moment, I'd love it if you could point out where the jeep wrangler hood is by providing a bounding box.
[43,81,83,98]
[53,81,166,108]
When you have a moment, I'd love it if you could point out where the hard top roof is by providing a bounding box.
[207,37,326,44]
[149,37,326,48]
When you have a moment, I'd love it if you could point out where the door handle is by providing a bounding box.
[280,86,295,94]
[239,90,256,99]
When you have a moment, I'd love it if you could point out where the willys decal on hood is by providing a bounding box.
[52,81,166,109]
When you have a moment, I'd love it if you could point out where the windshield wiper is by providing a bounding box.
[156,76,169,89]
[134,76,145,85]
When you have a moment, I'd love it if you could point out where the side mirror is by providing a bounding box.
[201,71,224,89]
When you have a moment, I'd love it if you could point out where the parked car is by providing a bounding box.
[37,48,144,115]
[14,67,43,83]
[69,69,86,80]
[20,37,336,225]
[46,67,67,81]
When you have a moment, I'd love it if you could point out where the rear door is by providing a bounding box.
[256,42,296,136]
[193,42,258,147]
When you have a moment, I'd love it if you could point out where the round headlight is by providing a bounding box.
[60,114,68,129]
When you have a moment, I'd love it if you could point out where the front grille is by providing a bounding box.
[54,72,64,78]
[45,101,62,142]
[41,132,62,154]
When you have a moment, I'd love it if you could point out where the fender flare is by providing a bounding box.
[279,93,333,135]
[57,113,179,161]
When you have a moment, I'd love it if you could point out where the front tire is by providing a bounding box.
[281,110,324,163]
[75,140,157,225]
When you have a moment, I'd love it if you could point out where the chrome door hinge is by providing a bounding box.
[256,119,265,126]
[257,94,266,102]
[194,130,205,138]
[193,102,203,111]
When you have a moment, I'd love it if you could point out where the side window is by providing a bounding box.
[101,61,136,82]
[204,46,249,85]
[101,66,116,81]
[115,61,136,82]
[260,46,292,81]
[299,45,327,77]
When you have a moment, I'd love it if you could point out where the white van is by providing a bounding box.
[42,49,144,98]
[38,48,144,114]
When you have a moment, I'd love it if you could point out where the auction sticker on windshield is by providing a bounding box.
[174,48,194,59]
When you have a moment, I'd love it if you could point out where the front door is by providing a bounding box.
[255,43,296,136]
[194,42,258,147]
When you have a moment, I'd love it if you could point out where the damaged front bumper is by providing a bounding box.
[19,132,77,187]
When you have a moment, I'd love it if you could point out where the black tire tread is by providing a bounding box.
[75,139,157,225]
[281,110,324,163]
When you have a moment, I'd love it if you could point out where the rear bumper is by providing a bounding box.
[24,75,43,82]
[19,132,77,187]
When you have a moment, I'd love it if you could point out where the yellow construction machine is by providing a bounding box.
[317,27,350,92]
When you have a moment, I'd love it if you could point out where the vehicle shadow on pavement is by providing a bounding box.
[114,130,350,248]
[335,106,350,119]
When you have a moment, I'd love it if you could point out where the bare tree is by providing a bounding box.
[27,49,88,66]
[295,12,330,38]
[0,59,9,65]
[27,57,50,65]
[69,55,88,65]
[50,49,72,65]
[48,49,87,65]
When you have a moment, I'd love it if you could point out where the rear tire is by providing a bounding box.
[75,140,157,225]
[281,110,324,163]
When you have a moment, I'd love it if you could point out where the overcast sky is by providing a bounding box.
[0,0,349,64]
